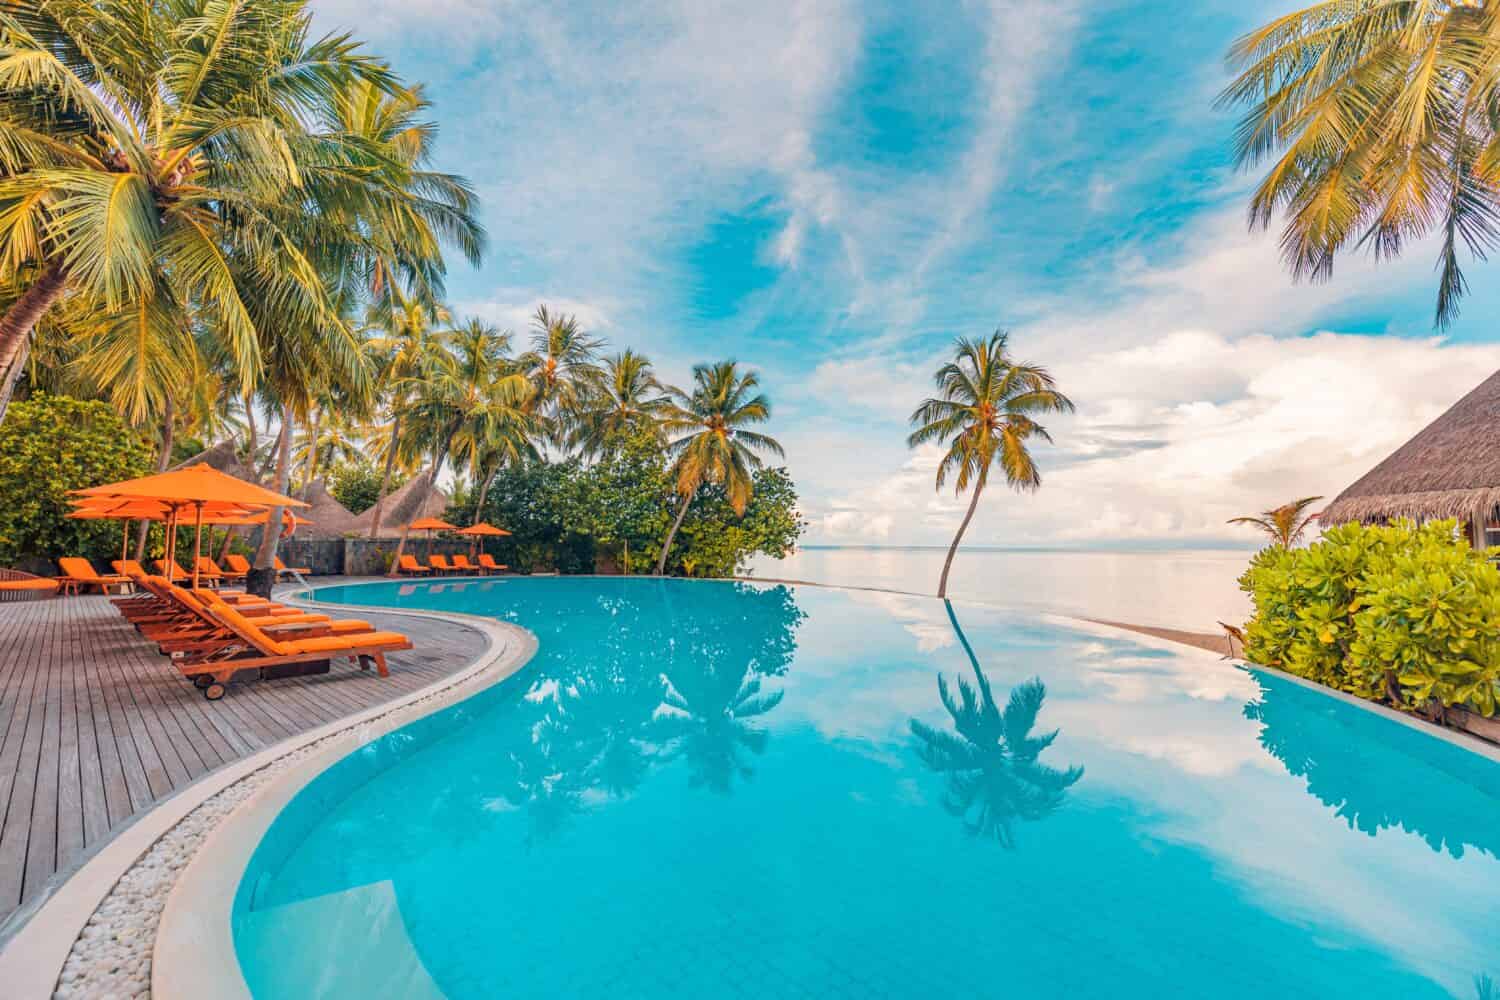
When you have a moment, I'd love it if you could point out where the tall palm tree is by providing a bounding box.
[364,294,450,537]
[445,318,535,516]
[654,361,784,575]
[907,332,1073,599]
[520,304,604,449]
[0,0,391,422]
[387,331,531,568]
[1228,496,1323,549]
[571,349,669,458]
[1220,2,1500,327]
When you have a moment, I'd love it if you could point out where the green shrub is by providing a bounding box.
[0,393,152,566]
[1239,519,1500,716]
[328,459,404,515]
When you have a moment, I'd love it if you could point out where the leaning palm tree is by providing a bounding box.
[907,332,1073,599]
[1228,496,1323,549]
[1220,2,1500,328]
[570,350,669,458]
[654,361,784,575]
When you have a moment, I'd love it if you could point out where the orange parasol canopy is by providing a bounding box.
[408,517,457,531]
[457,522,510,536]
[68,497,263,522]
[73,463,308,508]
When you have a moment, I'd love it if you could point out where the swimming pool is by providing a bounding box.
[233,578,1500,998]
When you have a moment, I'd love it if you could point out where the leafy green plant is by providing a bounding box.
[329,460,405,515]
[0,393,151,565]
[1240,519,1500,717]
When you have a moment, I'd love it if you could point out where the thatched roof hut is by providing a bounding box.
[169,440,260,483]
[347,470,449,538]
[1321,369,1500,533]
[299,479,362,537]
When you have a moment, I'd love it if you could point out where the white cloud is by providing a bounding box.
[458,294,615,335]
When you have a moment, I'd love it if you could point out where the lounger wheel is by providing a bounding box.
[203,683,226,701]
[193,675,213,689]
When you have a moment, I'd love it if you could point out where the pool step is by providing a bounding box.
[237,879,445,998]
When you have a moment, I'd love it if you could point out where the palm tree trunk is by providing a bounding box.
[367,412,401,538]
[473,464,491,521]
[655,493,692,576]
[134,398,175,560]
[390,446,446,574]
[244,396,258,468]
[0,260,67,425]
[251,404,293,594]
[937,479,985,600]
[303,407,321,491]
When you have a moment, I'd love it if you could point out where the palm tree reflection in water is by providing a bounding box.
[910,602,1083,846]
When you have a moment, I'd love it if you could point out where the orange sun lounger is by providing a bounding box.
[56,557,134,595]
[187,591,411,700]
[274,557,310,577]
[477,554,508,573]
[429,554,458,575]
[396,554,431,575]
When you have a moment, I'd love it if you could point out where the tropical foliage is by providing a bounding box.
[0,392,150,565]
[1227,495,1324,548]
[908,331,1072,598]
[1239,519,1500,717]
[1221,1,1500,327]
[328,458,403,515]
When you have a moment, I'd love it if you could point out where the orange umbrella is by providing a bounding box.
[68,498,266,567]
[74,464,305,587]
[457,521,510,561]
[408,517,457,558]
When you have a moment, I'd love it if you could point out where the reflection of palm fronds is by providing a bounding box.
[661,667,785,793]
[1477,974,1495,1000]
[911,673,1082,847]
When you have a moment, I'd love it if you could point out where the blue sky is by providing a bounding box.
[313,0,1500,547]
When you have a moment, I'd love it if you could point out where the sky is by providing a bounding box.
[310,0,1500,549]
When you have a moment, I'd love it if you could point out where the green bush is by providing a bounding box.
[0,393,152,566]
[328,459,404,515]
[1240,520,1500,717]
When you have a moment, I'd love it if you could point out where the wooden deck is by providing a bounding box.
[0,589,489,928]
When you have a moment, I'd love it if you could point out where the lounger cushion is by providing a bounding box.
[280,631,408,654]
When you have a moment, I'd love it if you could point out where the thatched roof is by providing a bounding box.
[347,470,449,538]
[1322,369,1500,526]
[169,440,260,484]
[298,479,362,537]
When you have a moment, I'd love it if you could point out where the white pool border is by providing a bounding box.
[9,575,1500,998]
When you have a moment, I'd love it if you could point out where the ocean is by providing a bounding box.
[747,545,1255,632]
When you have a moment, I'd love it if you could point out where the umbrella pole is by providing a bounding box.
[165,506,178,581]
[121,520,130,563]
[192,502,204,589]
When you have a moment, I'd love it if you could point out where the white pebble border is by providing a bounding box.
[42,593,536,1000]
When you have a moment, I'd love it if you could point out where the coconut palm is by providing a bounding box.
[445,318,536,516]
[387,331,532,568]
[363,294,450,537]
[571,350,669,458]
[910,603,1083,846]
[907,332,1073,599]
[1220,2,1500,328]
[1228,496,1324,549]
[520,305,604,449]
[0,0,392,422]
[654,361,784,575]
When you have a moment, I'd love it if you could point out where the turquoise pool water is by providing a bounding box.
[234,578,1500,998]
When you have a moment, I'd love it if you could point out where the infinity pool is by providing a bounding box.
[233,578,1500,998]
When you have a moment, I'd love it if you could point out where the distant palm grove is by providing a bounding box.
[0,1,802,577]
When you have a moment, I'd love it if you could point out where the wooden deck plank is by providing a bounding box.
[0,589,488,929]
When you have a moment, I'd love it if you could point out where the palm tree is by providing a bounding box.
[910,603,1083,846]
[571,350,669,458]
[907,332,1073,599]
[1228,496,1323,549]
[364,295,450,537]
[445,319,535,516]
[387,330,532,568]
[0,0,390,422]
[654,361,784,575]
[1220,3,1500,327]
[520,305,604,449]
